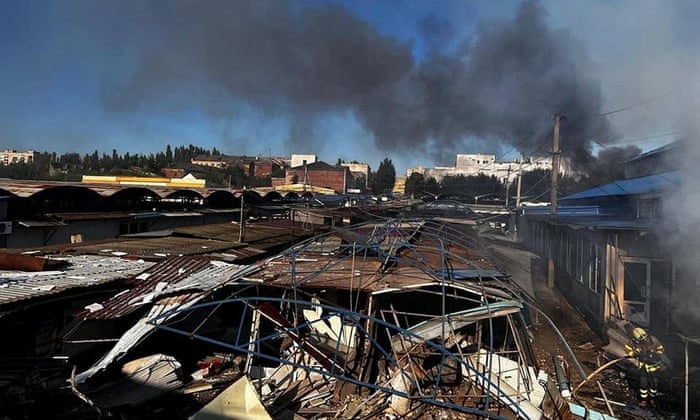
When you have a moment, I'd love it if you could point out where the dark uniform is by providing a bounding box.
[624,327,664,406]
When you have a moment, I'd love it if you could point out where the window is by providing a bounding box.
[623,261,650,325]
[637,198,661,218]
[589,245,604,293]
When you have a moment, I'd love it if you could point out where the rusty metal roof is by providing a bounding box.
[76,256,215,319]
[253,219,504,293]
[23,236,241,260]
[9,221,318,261]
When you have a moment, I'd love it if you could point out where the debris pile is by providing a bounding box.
[3,219,623,419]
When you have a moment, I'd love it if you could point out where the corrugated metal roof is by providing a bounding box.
[45,236,241,259]
[76,297,203,383]
[561,171,679,201]
[0,179,235,199]
[255,220,504,292]
[77,256,248,320]
[0,255,154,310]
[524,214,655,231]
[77,256,215,319]
[74,259,253,382]
[9,221,312,261]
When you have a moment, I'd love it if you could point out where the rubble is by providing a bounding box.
[2,218,631,419]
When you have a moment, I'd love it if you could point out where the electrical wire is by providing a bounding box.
[496,117,553,162]
[596,89,675,117]
[588,137,679,192]
[595,131,680,146]
[518,170,550,200]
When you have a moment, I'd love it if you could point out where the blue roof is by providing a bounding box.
[561,171,680,201]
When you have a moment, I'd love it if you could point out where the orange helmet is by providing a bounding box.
[632,327,648,342]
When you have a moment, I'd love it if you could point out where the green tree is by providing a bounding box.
[439,174,469,197]
[425,177,439,196]
[405,172,425,197]
[518,169,550,202]
[371,158,396,195]
[440,174,504,202]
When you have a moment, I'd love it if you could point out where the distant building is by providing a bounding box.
[249,157,284,177]
[285,161,352,194]
[191,155,284,178]
[191,154,228,169]
[407,153,571,184]
[290,154,317,169]
[1,149,35,166]
[393,177,406,195]
[340,162,370,190]
[82,174,206,188]
[162,168,186,178]
[518,142,681,339]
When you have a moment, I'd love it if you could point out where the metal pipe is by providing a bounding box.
[553,355,571,399]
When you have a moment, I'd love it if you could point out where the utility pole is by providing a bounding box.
[505,165,511,207]
[238,189,246,243]
[550,113,562,220]
[514,153,523,241]
[303,160,309,193]
[548,113,563,288]
[516,153,523,208]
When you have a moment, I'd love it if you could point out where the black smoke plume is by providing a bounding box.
[98,0,611,168]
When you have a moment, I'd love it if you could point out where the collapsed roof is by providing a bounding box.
[64,218,610,419]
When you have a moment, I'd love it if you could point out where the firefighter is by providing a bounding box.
[624,326,664,407]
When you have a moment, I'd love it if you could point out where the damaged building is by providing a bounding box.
[519,141,700,413]
[0,166,657,419]
[0,213,632,419]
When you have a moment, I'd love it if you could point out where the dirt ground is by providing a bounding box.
[482,232,684,419]
[530,279,686,419]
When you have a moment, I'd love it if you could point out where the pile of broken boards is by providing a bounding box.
[56,219,591,419]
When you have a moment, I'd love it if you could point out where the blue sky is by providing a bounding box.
[0,0,697,174]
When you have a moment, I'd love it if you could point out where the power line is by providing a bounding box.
[576,137,679,199]
[519,170,550,199]
[496,117,552,162]
[594,131,680,146]
[596,89,674,117]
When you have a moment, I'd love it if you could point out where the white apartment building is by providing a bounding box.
[0,150,35,165]
[407,153,571,184]
[290,154,318,168]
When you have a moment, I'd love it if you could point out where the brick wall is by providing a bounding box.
[285,167,347,193]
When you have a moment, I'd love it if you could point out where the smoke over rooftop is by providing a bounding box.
[98,0,611,168]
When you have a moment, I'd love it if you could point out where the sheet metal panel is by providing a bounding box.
[0,255,154,309]
[77,256,215,320]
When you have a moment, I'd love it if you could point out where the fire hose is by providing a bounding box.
[572,356,632,398]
